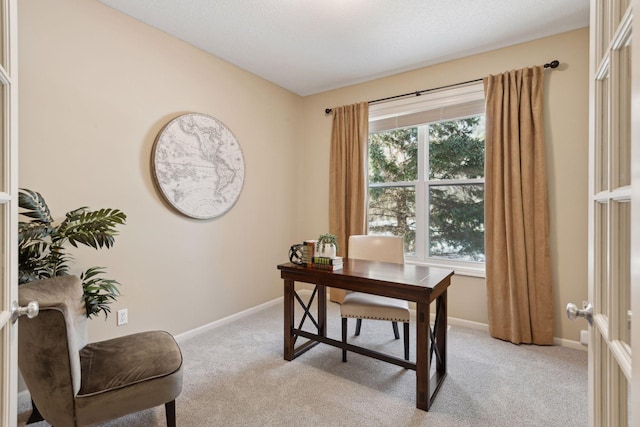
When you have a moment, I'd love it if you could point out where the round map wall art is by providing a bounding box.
[152,113,245,219]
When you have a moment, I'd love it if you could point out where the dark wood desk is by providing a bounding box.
[277,259,454,411]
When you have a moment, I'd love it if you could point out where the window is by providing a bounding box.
[367,83,485,274]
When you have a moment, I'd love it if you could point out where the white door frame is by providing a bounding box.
[0,0,19,425]
[587,0,636,425]
[630,0,640,421]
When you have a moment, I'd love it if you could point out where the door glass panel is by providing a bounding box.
[597,0,611,63]
[615,44,631,188]
[616,0,631,28]
[627,383,633,426]
[615,363,629,427]
[596,201,609,318]
[597,334,610,423]
[0,201,4,310]
[596,74,610,192]
[0,82,4,192]
[0,337,4,413]
[0,3,4,70]
[0,200,5,416]
[614,200,631,347]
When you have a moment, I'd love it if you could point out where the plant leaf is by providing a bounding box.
[19,188,54,224]
[81,267,122,319]
[58,208,127,249]
[18,188,126,319]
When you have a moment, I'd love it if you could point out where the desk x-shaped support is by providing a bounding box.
[292,286,319,345]
[289,283,445,374]
[429,296,444,367]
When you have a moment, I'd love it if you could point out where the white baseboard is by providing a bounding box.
[445,316,490,332]
[430,313,586,351]
[174,296,283,343]
[553,336,587,351]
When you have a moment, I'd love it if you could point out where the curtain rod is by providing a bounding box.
[324,59,560,115]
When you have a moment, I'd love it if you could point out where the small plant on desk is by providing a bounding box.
[317,233,338,257]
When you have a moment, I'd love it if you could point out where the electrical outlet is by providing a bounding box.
[117,308,128,326]
[580,329,589,346]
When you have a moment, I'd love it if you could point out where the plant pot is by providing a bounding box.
[316,243,336,258]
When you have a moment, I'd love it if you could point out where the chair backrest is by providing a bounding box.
[348,235,404,264]
[18,275,88,426]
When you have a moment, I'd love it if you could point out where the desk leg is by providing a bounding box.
[284,279,295,361]
[416,301,430,411]
[436,290,448,376]
[317,284,327,338]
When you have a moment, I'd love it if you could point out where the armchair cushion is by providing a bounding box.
[79,331,181,394]
[76,331,183,425]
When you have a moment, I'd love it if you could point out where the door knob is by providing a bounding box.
[566,302,593,326]
[11,300,39,324]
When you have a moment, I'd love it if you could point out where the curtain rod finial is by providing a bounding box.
[544,60,560,69]
[325,108,333,115]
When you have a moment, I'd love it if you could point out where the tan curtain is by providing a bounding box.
[483,66,554,345]
[329,102,369,257]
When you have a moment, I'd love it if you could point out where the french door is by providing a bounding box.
[587,0,638,425]
[0,0,18,425]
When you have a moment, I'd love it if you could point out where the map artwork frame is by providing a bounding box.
[152,113,246,220]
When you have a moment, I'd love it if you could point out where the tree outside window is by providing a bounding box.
[368,115,485,263]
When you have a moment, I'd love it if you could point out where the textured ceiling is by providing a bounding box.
[98,0,589,96]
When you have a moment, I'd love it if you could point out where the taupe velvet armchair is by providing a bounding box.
[340,235,410,362]
[18,275,183,426]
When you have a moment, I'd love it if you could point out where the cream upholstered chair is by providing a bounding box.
[18,275,183,426]
[341,235,410,362]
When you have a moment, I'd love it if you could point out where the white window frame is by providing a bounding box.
[368,82,486,277]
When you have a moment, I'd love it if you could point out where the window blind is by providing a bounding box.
[368,81,485,133]
[369,99,485,133]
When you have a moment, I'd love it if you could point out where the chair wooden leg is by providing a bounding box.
[392,321,400,339]
[403,322,410,360]
[27,398,44,424]
[342,317,348,362]
[165,400,176,427]
[355,318,362,336]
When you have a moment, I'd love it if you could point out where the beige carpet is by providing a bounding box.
[19,296,587,426]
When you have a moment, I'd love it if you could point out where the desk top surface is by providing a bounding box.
[278,259,454,297]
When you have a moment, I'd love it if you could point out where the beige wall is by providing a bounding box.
[299,28,590,342]
[19,0,589,346]
[19,0,303,342]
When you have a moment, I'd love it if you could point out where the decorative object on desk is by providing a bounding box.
[302,240,316,266]
[152,113,245,220]
[312,256,343,271]
[288,239,342,270]
[316,233,338,258]
[288,243,304,265]
[18,188,126,319]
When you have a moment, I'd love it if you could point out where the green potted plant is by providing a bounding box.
[316,233,338,258]
[18,188,127,319]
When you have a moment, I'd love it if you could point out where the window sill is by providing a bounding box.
[405,259,486,279]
